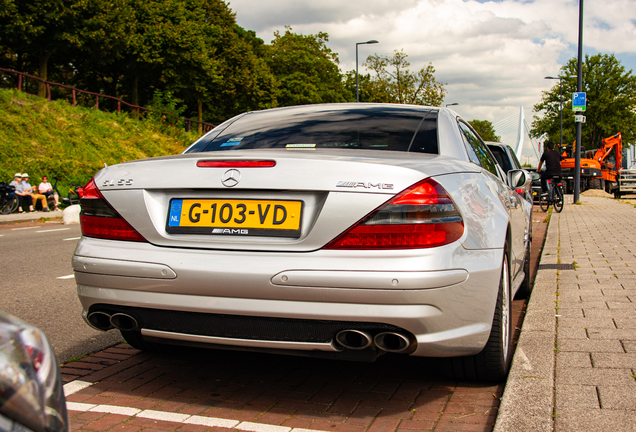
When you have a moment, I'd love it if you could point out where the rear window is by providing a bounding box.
[488,145,513,172]
[186,105,438,154]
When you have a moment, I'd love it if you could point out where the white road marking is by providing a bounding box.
[138,410,191,423]
[64,379,327,431]
[238,423,292,432]
[63,237,82,241]
[63,380,93,396]
[36,228,71,233]
[184,416,240,428]
[57,274,75,280]
[11,226,38,230]
[90,405,142,416]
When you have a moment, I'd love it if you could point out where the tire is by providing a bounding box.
[539,190,550,212]
[120,330,181,353]
[553,187,564,213]
[589,178,602,189]
[439,248,513,382]
[614,191,621,199]
[1,197,18,214]
[516,238,532,299]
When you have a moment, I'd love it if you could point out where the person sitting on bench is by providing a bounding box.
[10,173,28,213]
[17,173,48,212]
[38,175,60,210]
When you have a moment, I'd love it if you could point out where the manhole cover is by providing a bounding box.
[538,263,575,270]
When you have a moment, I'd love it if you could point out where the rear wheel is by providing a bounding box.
[553,187,564,213]
[68,191,79,205]
[539,191,550,212]
[588,178,602,189]
[1,197,18,214]
[440,248,513,381]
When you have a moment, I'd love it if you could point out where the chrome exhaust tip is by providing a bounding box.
[110,313,139,331]
[374,332,411,353]
[87,311,114,331]
[335,330,373,350]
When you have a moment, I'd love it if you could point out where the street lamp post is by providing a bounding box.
[544,75,577,146]
[356,40,379,102]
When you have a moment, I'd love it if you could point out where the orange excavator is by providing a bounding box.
[558,141,602,193]
[585,133,636,198]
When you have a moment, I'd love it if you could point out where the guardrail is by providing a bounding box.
[0,67,215,134]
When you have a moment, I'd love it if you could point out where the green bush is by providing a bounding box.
[0,88,199,192]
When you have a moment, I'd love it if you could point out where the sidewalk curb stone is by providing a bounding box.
[494,210,560,431]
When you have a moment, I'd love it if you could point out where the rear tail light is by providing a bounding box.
[515,188,525,195]
[324,178,464,250]
[80,178,147,242]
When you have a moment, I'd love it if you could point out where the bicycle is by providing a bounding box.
[61,182,85,206]
[0,182,18,214]
[45,177,65,210]
[68,183,85,205]
[539,176,564,213]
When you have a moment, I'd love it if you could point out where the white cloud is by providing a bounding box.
[226,0,636,126]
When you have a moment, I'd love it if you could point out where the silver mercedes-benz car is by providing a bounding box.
[73,103,532,381]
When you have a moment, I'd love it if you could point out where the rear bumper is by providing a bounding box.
[74,237,503,358]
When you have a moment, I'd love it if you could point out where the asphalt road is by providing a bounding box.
[0,220,122,363]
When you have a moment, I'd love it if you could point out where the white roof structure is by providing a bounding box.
[492,106,542,167]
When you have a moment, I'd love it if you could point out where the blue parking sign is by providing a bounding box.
[573,92,586,112]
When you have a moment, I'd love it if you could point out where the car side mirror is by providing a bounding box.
[507,169,530,189]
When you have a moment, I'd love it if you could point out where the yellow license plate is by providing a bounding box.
[166,198,303,237]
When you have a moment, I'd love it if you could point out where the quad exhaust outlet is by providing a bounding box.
[87,311,114,331]
[374,332,412,353]
[335,330,373,350]
[87,311,138,331]
[336,329,413,353]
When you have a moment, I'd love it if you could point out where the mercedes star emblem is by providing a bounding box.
[221,169,241,187]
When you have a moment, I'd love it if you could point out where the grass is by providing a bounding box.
[0,88,199,192]
[63,354,88,364]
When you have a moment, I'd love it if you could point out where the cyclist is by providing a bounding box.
[537,140,562,197]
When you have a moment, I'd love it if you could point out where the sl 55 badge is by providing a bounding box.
[102,179,133,187]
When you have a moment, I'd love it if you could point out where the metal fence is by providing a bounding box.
[0,67,215,134]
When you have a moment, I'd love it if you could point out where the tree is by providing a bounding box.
[0,0,80,96]
[66,0,219,110]
[469,120,500,142]
[266,27,347,107]
[361,49,446,106]
[531,53,636,149]
[188,1,277,123]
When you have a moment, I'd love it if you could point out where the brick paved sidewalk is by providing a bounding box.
[62,344,507,432]
[496,196,636,431]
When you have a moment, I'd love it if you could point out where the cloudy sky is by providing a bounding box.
[226,0,636,127]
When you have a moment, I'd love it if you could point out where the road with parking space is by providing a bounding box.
[0,220,122,362]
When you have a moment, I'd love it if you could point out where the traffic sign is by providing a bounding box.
[573,92,586,112]
[574,115,586,123]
